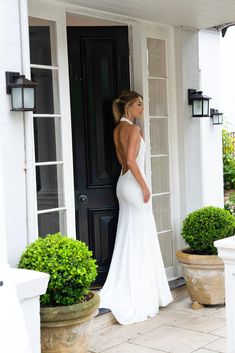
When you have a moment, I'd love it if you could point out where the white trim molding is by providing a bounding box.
[215,236,235,353]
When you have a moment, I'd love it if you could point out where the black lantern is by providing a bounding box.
[210,108,223,125]
[6,71,37,112]
[188,89,211,117]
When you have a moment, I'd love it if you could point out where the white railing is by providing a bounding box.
[214,236,235,353]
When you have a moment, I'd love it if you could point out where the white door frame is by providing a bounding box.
[28,0,181,279]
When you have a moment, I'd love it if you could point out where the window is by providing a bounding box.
[29,18,66,237]
[147,38,173,267]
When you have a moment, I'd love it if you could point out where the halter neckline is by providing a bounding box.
[120,117,134,125]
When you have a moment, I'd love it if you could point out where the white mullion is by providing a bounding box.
[148,76,168,80]
[35,161,64,166]
[158,229,172,234]
[152,192,171,197]
[33,114,61,118]
[149,115,169,119]
[37,207,66,215]
[30,64,59,70]
[151,154,169,158]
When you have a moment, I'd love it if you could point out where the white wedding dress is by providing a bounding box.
[99,117,173,325]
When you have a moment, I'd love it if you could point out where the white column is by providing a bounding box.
[199,30,224,207]
[214,236,235,353]
[0,143,9,272]
[0,0,28,266]
[174,27,203,217]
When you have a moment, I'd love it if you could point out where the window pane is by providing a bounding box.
[158,232,173,267]
[149,78,168,116]
[34,117,62,162]
[36,164,64,210]
[147,38,166,78]
[31,68,60,114]
[29,18,57,66]
[150,118,169,155]
[29,26,52,66]
[151,156,170,194]
[38,210,66,237]
[152,194,171,232]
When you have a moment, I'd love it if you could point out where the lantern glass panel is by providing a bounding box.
[192,100,202,116]
[214,114,219,124]
[11,87,23,109]
[23,87,35,109]
[212,113,223,125]
[203,100,209,116]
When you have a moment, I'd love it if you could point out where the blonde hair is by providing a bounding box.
[112,90,143,123]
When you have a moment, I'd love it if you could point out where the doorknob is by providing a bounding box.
[79,194,88,204]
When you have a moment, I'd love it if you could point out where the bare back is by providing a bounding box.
[113,122,141,175]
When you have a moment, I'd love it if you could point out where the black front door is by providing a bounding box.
[67,26,130,286]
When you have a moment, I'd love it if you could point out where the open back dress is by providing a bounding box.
[99,117,173,325]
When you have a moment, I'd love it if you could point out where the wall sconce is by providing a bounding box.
[210,108,223,125]
[6,71,37,112]
[188,89,211,117]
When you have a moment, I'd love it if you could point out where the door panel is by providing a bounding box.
[67,26,130,286]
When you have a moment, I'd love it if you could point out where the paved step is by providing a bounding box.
[92,310,117,332]
[91,279,185,333]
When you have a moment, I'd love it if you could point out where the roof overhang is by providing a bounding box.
[56,0,235,30]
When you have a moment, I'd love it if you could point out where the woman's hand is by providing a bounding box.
[142,185,150,203]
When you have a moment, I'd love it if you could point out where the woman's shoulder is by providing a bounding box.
[113,122,140,141]
[130,124,140,132]
[128,124,140,139]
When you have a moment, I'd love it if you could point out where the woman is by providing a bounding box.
[99,90,173,325]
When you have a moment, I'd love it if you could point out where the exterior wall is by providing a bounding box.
[221,27,235,132]
[0,0,28,266]
[199,30,224,207]
[174,27,203,220]
[173,27,224,226]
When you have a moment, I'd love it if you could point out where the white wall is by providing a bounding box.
[0,0,28,265]
[173,27,224,223]
[220,26,235,132]
[174,27,204,218]
[199,30,224,207]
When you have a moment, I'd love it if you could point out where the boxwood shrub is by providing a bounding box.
[18,233,97,306]
[181,206,235,255]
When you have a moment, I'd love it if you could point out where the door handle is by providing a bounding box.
[79,194,88,204]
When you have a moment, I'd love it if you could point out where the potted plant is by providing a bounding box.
[18,232,99,353]
[176,206,235,307]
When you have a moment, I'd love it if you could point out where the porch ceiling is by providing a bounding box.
[58,0,235,29]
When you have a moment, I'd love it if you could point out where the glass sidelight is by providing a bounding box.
[147,37,173,268]
[29,17,66,237]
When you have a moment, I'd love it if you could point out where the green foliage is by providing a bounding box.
[223,158,235,190]
[222,129,235,189]
[181,206,235,255]
[228,191,235,203]
[222,129,234,160]
[18,233,98,306]
[224,200,235,216]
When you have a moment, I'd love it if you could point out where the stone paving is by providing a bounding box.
[89,285,227,353]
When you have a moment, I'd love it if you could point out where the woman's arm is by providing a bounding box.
[127,126,150,203]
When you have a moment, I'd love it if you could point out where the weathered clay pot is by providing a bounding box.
[176,249,225,305]
[40,291,100,353]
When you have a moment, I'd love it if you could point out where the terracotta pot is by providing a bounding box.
[40,291,100,353]
[176,249,225,305]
